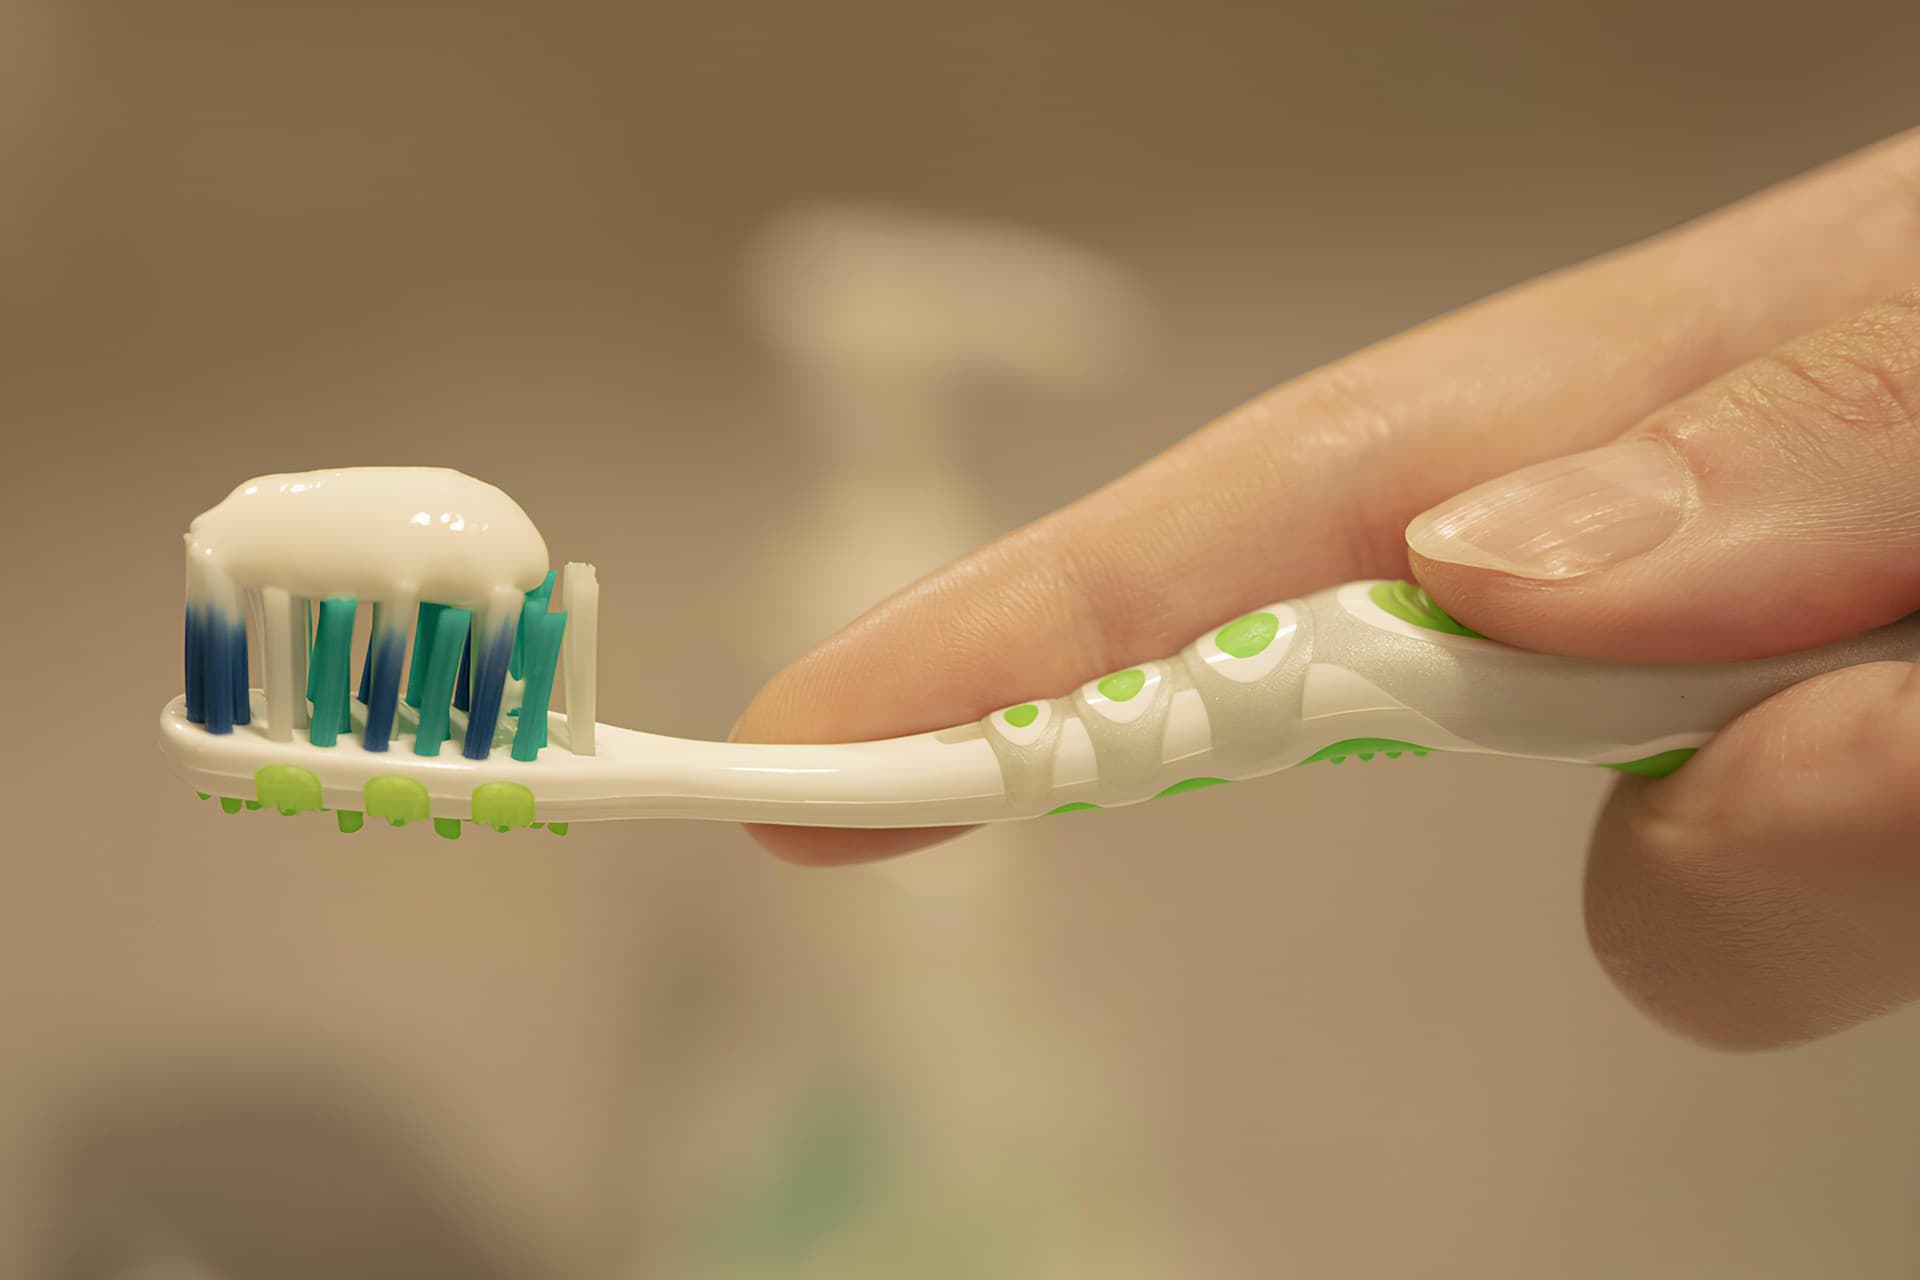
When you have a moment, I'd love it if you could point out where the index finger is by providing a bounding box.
[735,130,1920,864]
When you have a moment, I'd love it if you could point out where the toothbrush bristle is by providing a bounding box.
[510,600,567,762]
[412,606,471,756]
[183,603,252,732]
[307,597,356,747]
[361,623,408,753]
[184,607,205,724]
[461,617,516,760]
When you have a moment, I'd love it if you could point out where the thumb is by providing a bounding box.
[1405,290,1920,1048]
[1405,289,1920,661]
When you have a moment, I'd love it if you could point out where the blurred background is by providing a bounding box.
[5,1,1920,1276]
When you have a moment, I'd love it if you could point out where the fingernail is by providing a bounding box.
[1405,440,1691,580]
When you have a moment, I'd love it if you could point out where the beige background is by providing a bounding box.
[5,0,1920,1276]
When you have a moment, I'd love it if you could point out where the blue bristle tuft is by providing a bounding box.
[202,611,239,734]
[461,620,515,760]
[184,607,207,724]
[231,613,250,726]
[361,626,408,752]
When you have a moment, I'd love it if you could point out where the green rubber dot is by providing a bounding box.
[1003,703,1040,729]
[1215,611,1279,659]
[1368,580,1483,638]
[1047,802,1099,815]
[1096,669,1146,702]
[196,791,210,801]
[365,775,431,825]
[434,817,463,840]
[337,810,364,834]
[472,781,536,831]
[219,796,243,814]
[547,822,569,837]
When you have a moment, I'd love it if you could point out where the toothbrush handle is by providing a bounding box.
[971,579,1920,814]
[636,579,1920,827]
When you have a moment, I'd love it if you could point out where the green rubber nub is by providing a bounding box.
[434,817,463,840]
[472,781,536,832]
[1297,737,1433,766]
[1368,580,1483,638]
[1003,703,1039,728]
[1096,669,1146,702]
[365,775,431,827]
[218,796,243,814]
[547,822,569,837]
[255,764,324,816]
[1156,776,1229,798]
[337,810,364,833]
[1047,802,1099,815]
[1601,748,1696,777]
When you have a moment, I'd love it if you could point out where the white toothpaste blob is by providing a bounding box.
[186,467,550,605]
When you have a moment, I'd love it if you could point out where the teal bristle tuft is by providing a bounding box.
[412,605,472,757]
[509,570,557,679]
[308,597,356,747]
[511,604,567,761]
[404,603,448,709]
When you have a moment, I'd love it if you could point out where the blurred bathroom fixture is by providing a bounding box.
[738,202,1152,645]
[741,202,1150,395]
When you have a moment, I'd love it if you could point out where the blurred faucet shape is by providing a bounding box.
[739,202,1152,644]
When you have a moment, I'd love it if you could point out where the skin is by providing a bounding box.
[732,129,1920,1050]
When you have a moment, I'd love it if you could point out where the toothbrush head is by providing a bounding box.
[165,467,599,838]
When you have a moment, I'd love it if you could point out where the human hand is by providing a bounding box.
[732,131,1920,1049]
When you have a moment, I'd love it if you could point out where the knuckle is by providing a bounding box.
[1727,305,1920,472]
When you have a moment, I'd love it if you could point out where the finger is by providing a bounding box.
[739,130,1920,864]
[1586,660,1920,1049]
[1407,287,1920,660]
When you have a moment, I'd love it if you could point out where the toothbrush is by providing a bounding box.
[162,467,1920,837]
